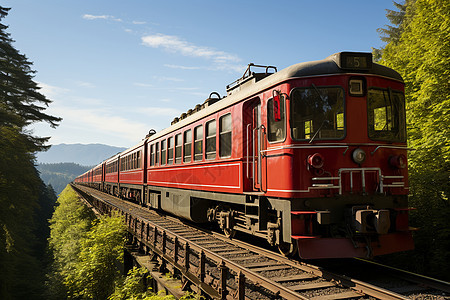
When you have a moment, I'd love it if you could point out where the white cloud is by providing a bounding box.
[132,21,147,25]
[141,33,240,63]
[164,64,201,70]
[37,82,70,98]
[134,82,154,88]
[153,76,184,82]
[75,81,95,88]
[52,106,148,143]
[82,14,122,22]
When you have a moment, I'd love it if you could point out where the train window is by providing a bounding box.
[155,142,159,165]
[194,125,203,161]
[184,129,192,163]
[368,89,406,142]
[150,144,155,166]
[161,140,166,165]
[206,120,216,159]
[219,114,232,157]
[168,137,174,165]
[175,134,182,164]
[137,151,141,168]
[290,87,345,141]
[268,95,286,142]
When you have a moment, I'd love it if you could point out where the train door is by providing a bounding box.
[244,98,264,192]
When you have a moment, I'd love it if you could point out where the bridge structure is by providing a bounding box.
[71,184,450,300]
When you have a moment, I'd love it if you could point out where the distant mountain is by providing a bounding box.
[36,143,126,166]
[37,163,92,195]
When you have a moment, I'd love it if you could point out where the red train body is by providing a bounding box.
[74,52,414,259]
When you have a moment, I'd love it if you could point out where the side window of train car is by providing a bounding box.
[175,134,182,164]
[168,137,174,165]
[219,114,232,157]
[268,95,286,142]
[137,151,141,168]
[150,144,155,166]
[194,125,203,161]
[155,142,159,165]
[206,120,216,159]
[184,129,192,163]
[161,140,166,165]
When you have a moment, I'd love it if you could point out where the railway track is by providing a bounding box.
[71,184,449,300]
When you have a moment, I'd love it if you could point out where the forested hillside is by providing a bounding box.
[0,6,61,299]
[37,163,92,195]
[375,0,450,279]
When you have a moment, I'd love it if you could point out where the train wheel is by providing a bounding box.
[223,228,236,239]
[278,240,298,257]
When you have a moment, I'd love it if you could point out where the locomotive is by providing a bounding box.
[74,52,414,259]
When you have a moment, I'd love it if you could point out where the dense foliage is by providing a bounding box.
[47,186,126,299]
[48,186,195,300]
[376,0,450,279]
[0,5,61,299]
[37,163,92,195]
[109,267,179,300]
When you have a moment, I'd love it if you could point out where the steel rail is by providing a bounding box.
[73,185,308,299]
[211,232,410,300]
[355,258,450,294]
[71,184,413,300]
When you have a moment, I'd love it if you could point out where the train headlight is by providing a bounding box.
[389,154,406,169]
[352,148,366,164]
[308,153,324,169]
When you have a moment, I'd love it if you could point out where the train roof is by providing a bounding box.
[145,52,404,143]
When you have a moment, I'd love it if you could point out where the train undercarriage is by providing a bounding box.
[93,182,413,259]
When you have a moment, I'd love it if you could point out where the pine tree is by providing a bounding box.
[372,1,413,61]
[0,6,61,151]
[0,5,61,298]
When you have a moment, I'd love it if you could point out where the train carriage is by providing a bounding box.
[75,52,414,259]
[91,163,103,191]
[117,141,146,202]
[104,154,119,196]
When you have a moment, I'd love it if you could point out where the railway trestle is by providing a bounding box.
[71,184,450,300]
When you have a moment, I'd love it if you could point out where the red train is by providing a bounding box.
[75,52,414,259]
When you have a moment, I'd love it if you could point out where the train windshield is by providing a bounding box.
[290,87,345,141]
[367,89,406,142]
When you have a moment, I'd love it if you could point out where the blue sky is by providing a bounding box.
[3,0,395,148]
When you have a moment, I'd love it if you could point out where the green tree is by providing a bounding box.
[47,186,96,298]
[0,5,61,298]
[109,267,197,300]
[377,0,450,279]
[109,267,155,300]
[69,216,126,299]
[48,186,127,299]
